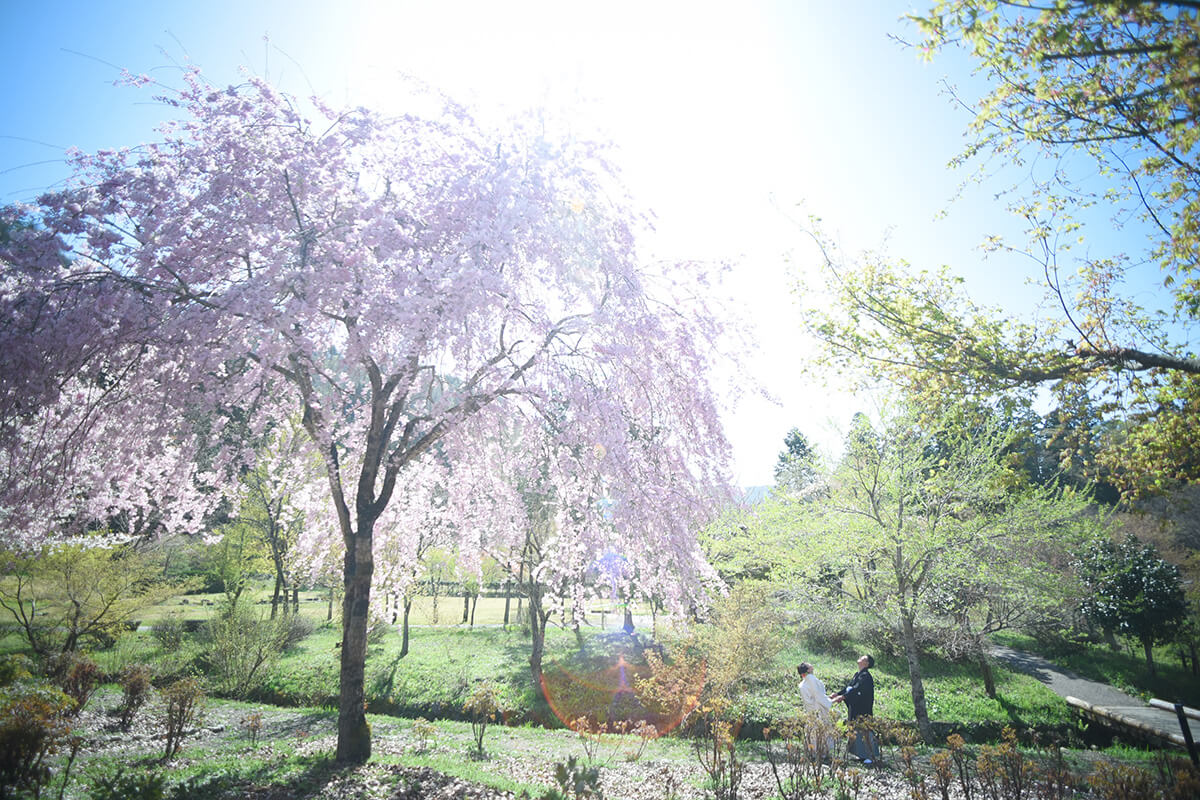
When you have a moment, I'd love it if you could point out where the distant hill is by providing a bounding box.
[741,485,771,505]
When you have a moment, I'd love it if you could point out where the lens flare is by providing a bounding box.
[539,635,705,736]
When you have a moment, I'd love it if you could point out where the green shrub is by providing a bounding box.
[0,679,76,797]
[151,614,188,653]
[89,767,166,800]
[57,651,102,715]
[411,716,438,752]
[199,606,289,697]
[117,664,154,731]
[0,653,35,686]
[542,756,604,800]
[463,680,500,757]
[0,543,179,657]
[280,613,316,650]
[160,677,204,759]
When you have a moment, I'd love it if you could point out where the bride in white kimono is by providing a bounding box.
[797,662,836,757]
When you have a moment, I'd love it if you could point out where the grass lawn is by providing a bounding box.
[62,611,1072,736]
[134,586,635,629]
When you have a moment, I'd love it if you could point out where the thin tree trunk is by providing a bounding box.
[336,524,375,764]
[400,596,412,658]
[470,595,478,627]
[327,585,335,621]
[1143,639,1157,677]
[462,593,470,624]
[292,587,299,615]
[503,581,512,627]
[271,573,283,620]
[530,605,549,691]
[900,611,934,743]
[979,648,996,699]
[1190,638,1198,676]
[1103,625,1120,652]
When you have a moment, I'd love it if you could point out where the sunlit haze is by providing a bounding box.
[0,0,1124,486]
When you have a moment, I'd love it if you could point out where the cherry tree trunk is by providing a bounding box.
[899,611,934,743]
[528,593,549,691]
[400,597,412,659]
[337,525,375,764]
[979,651,996,699]
[1142,639,1157,677]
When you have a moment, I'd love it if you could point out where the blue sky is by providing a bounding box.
[0,0,1159,485]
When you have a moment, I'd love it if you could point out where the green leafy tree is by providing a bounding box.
[773,427,819,496]
[802,2,1200,497]
[700,500,810,584]
[206,517,271,612]
[1075,535,1188,675]
[233,421,320,619]
[795,404,1097,741]
[911,1,1198,282]
[0,542,181,657]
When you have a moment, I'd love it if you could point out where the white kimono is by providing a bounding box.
[800,673,832,719]
[799,671,836,757]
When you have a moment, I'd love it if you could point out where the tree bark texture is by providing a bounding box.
[336,526,374,764]
[400,597,412,659]
[979,650,996,699]
[900,611,934,743]
[527,588,549,691]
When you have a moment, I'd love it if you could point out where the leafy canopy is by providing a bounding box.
[801,2,1200,496]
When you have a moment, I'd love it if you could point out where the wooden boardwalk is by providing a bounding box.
[1067,696,1199,755]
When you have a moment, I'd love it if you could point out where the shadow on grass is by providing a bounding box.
[168,752,356,799]
[996,693,1029,727]
[266,709,337,738]
[370,650,406,702]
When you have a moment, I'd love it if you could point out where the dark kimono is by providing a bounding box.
[839,668,874,720]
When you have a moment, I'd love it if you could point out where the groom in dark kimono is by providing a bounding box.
[832,654,874,719]
[832,654,877,762]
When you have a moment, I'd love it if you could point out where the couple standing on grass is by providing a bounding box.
[796,654,877,762]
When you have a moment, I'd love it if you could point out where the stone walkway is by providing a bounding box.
[991,644,1199,751]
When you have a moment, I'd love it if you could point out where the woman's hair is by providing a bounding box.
[863,654,875,669]
[797,662,813,676]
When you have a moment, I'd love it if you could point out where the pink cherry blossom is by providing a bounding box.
[0,69,735,762]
